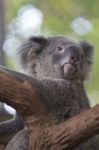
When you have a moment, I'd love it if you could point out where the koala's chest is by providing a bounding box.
[45,84,84,108]
[40,82,89,122]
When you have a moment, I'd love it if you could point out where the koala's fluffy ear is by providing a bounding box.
[18,36,48,56]
[28,36,48,53]
[17,36,48,70]
[80,41,94,63]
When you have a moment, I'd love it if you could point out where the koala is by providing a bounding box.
[1,36,99,150]
[17,36,92,122]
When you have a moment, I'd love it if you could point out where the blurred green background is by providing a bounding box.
[0,0,99,108]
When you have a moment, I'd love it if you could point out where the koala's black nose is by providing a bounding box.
[68,46,80,64]
[70,56,80,64]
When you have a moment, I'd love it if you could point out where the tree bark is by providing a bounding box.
[0,67,99,149]
[28,104,99,150]
[0,66,47,118]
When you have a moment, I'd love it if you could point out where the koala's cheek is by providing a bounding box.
[63,64,76,77]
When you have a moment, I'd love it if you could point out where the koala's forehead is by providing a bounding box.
[45,37,79,53]
[47,37,77,47]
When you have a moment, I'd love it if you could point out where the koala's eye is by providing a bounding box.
[56,46,63,51]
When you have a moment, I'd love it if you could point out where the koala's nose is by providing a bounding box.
[70,56,80,65]
[67,46,81,65]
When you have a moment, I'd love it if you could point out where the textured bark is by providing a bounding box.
[26,105,99,150]
[0,66,47,118]
[0,67,99,149]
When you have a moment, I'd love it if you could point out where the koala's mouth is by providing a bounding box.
[62,63,77,77]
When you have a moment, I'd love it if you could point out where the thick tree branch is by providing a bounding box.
[25,105,99,150]
[50,104,99,149]
[0,66,47,118]
[0,67,99,149]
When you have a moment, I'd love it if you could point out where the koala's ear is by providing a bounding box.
[28,36,48,53]
[17,36,48,70]
[80,41,94,61]
[18,36,48,56]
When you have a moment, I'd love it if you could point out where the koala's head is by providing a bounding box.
[18,36,94,81]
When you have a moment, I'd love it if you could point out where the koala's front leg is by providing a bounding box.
[0,114,24,145]
[5,129,29,150]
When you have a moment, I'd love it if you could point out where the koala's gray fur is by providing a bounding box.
[0,114,24,145]
[6,129,28,150]
[3,36,99,149]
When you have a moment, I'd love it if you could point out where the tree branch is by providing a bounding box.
[0,66,99,149]
[0,66,47,118]
[50,104,99,149]
[26,105,99,150]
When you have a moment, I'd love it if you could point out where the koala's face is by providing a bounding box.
[18,36,93,81]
